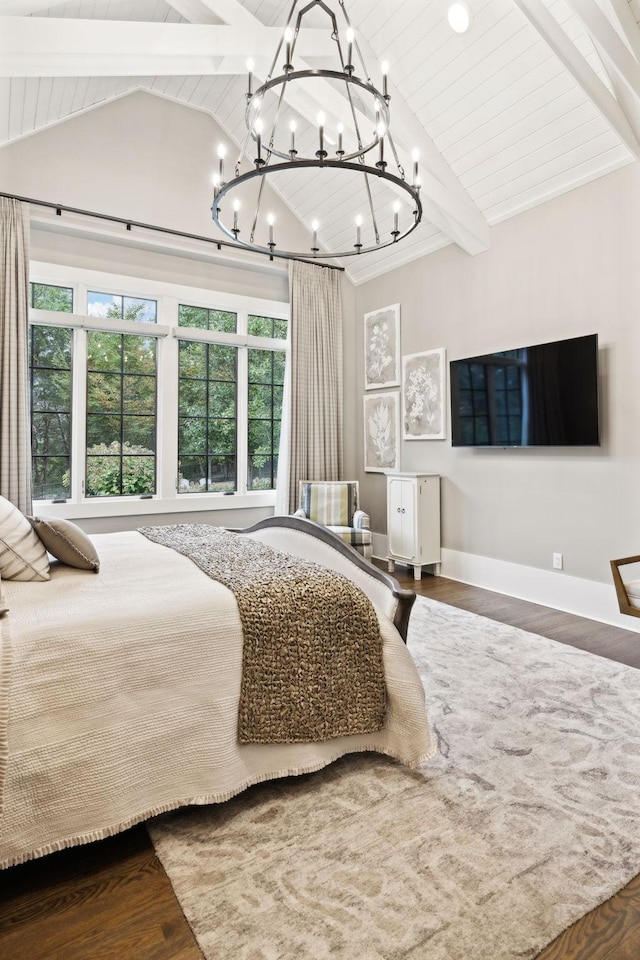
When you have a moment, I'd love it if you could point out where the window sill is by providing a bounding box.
[31,491,277,520]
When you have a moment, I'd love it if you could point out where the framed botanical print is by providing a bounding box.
[363,391,400,472]
[364,303,400,390]
[402,348,446,440]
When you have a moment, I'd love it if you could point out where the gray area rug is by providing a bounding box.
[148,596,640,960]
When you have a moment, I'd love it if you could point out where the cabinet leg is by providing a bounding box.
[433,562,442,578]
[387,559,395,573]
[413,565,422,581]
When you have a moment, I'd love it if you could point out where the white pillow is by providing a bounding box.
[0,495,50,581]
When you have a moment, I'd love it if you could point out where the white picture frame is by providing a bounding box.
[364,303,401,390]
[402,348,446,440]
[363,391,400,473]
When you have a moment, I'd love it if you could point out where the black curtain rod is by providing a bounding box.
[0,192,345,273]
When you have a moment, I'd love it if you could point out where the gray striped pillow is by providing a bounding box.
[0,495,50,581]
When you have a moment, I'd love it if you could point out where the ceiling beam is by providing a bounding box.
[0,17,336,77]
[353,32,489,254]
[512,0,640,160]
[605,0,640,62]
[167,0,265,30]
[564,0,640,102]
[0,0,68,12]
[163,0,223,24]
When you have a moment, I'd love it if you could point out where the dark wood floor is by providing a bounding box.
[1,571,639,960]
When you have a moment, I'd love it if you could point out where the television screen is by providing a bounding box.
[450,334,600,447]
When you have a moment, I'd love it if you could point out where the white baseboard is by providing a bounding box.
[371,534,640,634]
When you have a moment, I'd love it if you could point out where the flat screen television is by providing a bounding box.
[450,333,600,447]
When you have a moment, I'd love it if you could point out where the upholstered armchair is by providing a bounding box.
[294,480,373,560]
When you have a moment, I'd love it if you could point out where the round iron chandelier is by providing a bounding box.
[211,0,423,261]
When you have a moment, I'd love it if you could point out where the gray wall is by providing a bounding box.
[351,161,640,585]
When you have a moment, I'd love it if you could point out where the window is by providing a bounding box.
[248,348,285,490]
[178,341,237,493]
[28,268,288,515]
[86,332,157,497]
[31,282,73,312]
[179,304,236,333]
[29,283,74,501]
[88,291,157,323]
[30,325,73,500]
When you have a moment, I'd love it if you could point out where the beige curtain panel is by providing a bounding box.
[284,260,344,514]
[0,198,32,514]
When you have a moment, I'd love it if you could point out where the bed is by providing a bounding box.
[0,516,434,870]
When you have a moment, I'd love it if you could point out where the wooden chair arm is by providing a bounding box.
[610,556,640,618]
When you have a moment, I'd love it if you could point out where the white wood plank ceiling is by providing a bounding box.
[0,0,638,284]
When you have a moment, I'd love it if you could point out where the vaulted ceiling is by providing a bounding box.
[1,0,639,284]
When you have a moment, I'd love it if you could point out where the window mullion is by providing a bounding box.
[237,345,248,496]
[159,298,179,500]
[73,327,88,503]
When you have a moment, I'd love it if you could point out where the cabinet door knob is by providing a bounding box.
[397,507,401,513]
[402,508,406,513]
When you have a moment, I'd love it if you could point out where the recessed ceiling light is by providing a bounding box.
[448,2,472,34]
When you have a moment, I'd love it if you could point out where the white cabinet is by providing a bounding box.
[386,473,441,580]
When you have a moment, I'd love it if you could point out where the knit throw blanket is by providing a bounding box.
[138,525,386,744]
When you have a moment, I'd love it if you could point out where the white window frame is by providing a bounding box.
[29,261,289,521]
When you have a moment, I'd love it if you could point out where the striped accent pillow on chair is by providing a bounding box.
[0,495,50,581]
[299,481,357,527]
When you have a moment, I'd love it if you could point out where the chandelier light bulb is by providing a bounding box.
[381,60,389,98]
[284,26,293,69]
[447,2,472,34]
[246,58,254,98]
[312,219,319,231]
[377,121,386,138]
[393,200,400,235]
[232,198,240,233]
[267,213,275,226]
[233,199,241,211]
[317,113,326,156]
[217,144,226,159]
[254,117,264,164]
[289,119,297,154]
[337,121,344,155]
[346,26,354,70]
[311,219,319,251]
[355,213,363,248]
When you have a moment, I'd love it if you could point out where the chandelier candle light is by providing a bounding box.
[211,0,423,260]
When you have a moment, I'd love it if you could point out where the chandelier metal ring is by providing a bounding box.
[212,159,423,260]
[245,70,391,163]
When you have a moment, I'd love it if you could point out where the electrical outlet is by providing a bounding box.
[553,552,563,570]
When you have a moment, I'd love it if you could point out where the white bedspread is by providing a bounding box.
[0,530,434,869]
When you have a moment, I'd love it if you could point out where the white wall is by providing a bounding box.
[351,162,640,598]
